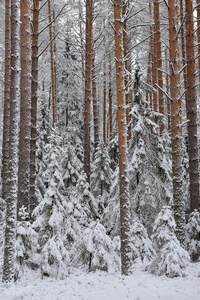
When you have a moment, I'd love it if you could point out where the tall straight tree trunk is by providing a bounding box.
[48,0,56,127]
[52,4,57,124]
[108,52,112,141]
[168,0,185,244]
[103,19,107,145]
[114,0,132,275]
[196,0,200,95]
[165,48,171,133]
[180,0,187,101]
[154,0,164,134]
[92,44,99,150]
[17,0,32,221]
[2,0,11,200]
[2,0,20,282]
[30,0,39,216]
[185,0,200,211]
[84,0,93,183]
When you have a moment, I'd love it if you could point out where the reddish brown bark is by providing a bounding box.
[168,0,185,244]
[84,0,93,183]
[17,0,32,220]
[165,48,171,133]
[30,0,39,216]
[2,0,11,200]
[185,0,200,211]
[180,0,187,101]
[114,0,132,275]
[196,0,200,95]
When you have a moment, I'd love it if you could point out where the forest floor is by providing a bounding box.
[0,261,199,300]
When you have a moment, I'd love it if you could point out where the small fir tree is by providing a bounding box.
[186,209,200,261]
[148,206,189,277]
[91,141,112,215]
[71,220,120,273]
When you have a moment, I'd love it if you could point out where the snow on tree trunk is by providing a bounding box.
[168,0,185,245]
[114,0,132,275]
[17,0,32,221]
[30,0,40,217]
[2,0,11,201]
[2,0,20,283]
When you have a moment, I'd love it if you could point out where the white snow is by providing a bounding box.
[0,261,199,300]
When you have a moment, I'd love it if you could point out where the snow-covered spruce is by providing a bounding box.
[128,65,172,235]
[70,220,120,273]
[148,206,189,277]
[186,209,200,261]
[130,219,155,263]
[33,130,69,278]
[91,141,112,216]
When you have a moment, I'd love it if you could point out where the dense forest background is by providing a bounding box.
[0,0,200,283]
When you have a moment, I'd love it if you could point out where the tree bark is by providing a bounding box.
[30,0,39,217]
[154,0,164,134]
[92,43,99,150]
[48,0,56,127]
[2,0,11,200]
[168,0,185,245]
[84,0,93,183]
[2,0,20,282]
[17,0,32,221]
[114,0,132,275]
[185,0,200,211]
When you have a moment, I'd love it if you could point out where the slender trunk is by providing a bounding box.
[2,0,11,200]
[17,0,32,221]
[180,0,187,101]
[2,0,20,282]
[165,48,171,133]
[154,0,164,134]
[30,0,39,217]
[168,0,185,245]
[103,19,107,145]
[48,0,56,127]
[108,52,112,140]
[185,0,200,211]
[92,44,99,150]
[114,0,132,275]
[52,5,57,125]
[84,0,93,183]
[196,0,200,95]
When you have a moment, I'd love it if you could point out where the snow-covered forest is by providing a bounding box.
[0,0,200,299]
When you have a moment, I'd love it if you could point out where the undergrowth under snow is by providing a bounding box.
[0,261,199,300]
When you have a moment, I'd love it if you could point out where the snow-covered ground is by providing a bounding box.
[0,262,199,300]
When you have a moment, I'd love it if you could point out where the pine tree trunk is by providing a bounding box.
[52,5,57,125]
[2,0,20,282]
[168,0,185,245]
[114,0,132,275]
[2,0,11,200]
[30,0,39,217]
[108,52,112,141]
[185,0,200,211]
[17,0,32,221]
[48,0,56,127]
[103,19,107,145]
[180,0,187,101]
[165,48,171,133]
[84,0,93,183]
[196,0,200,96]
[92,44,99,150]
[154,0,164,134]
